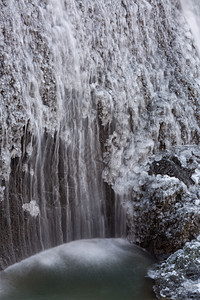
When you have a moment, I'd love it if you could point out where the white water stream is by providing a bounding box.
[181,0,200,55]
[1,0,200,272]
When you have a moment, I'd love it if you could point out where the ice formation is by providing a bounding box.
[1,5,200,299]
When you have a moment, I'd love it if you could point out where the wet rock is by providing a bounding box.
[149,156,195,187]
[185,262,200,281]
[149,237,200,299]
[127,146,200,259]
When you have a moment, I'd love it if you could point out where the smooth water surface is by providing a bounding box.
[0,239,156,300]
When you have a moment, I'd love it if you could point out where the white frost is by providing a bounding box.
[22,200,40,217]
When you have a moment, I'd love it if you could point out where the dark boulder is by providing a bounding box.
[127,146,200,259]
[149,156,195,187]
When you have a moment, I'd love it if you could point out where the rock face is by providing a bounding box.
[99,0,200,259]
[1,0,200,278]
[125,146,200,259]
[149,236,200,299]
[149,157,194,187]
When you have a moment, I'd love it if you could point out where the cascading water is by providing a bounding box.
[0,0,103,267]
[0,0,129,269]
[181,0,200,55]
[1,1,200,289]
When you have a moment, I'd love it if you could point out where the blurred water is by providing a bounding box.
[181,0,200,55]
[0,239,156,300]
[2,0,200,271]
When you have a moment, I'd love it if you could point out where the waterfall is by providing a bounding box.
[0,0,126,269]
[1,0,200,270]
[181,0,200,55]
